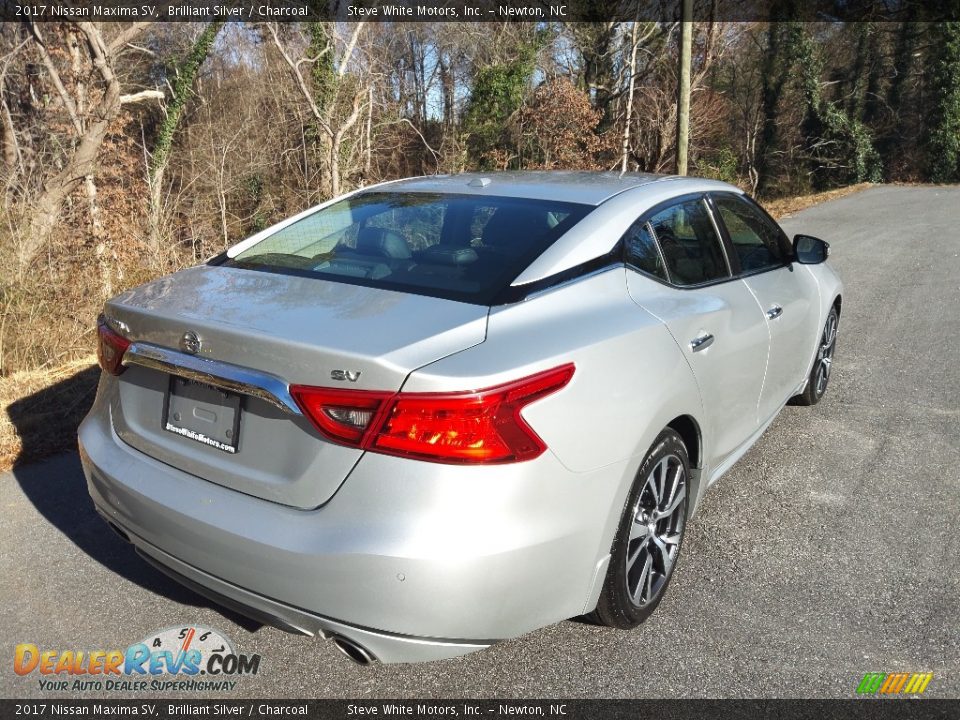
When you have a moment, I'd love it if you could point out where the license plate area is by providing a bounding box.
[164,377,241,454]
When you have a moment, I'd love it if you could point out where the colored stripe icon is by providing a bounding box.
[856,672,933,695]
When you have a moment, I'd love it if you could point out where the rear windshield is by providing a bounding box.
[223,192,592,304]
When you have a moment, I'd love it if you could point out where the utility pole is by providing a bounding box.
[676,0,693,176]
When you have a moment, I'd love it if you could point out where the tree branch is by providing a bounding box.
[120,89,165,105]
[28,22,83,135]
[266,23,333,138]
[337,22,365,77]
[107,22,153,54]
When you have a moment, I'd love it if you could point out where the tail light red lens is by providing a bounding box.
[290,364,574,465]
[288,387,393,445]
[96,315,131,376]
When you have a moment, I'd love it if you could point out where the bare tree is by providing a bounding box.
[20,21,158,279]
[266,22,368,199]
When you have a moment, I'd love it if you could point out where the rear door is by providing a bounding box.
[624,196,769,466]
[710,193,820,422]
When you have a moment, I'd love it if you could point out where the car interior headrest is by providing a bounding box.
[355,227,412,260]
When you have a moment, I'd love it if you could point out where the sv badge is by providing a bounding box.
[330,370,361,383]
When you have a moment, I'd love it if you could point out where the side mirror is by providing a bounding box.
[793,234,830,264]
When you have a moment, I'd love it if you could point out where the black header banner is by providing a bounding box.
[2,699,959,720]
[2,0,960,23]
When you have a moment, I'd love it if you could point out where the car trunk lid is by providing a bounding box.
[104,265,488,509]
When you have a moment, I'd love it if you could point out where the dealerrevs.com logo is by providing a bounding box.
[14,626,261,692]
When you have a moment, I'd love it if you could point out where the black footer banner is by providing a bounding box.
[2,699,959,720]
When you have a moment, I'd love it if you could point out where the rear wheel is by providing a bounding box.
[793,306,839,406]
[589,429,690,629]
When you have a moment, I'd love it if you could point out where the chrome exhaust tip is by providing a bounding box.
[331,636,377,666]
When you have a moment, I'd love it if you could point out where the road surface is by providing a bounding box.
[2,185,957,699]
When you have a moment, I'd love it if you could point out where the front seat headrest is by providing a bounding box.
[355,227,412,260]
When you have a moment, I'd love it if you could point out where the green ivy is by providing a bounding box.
[308,22,337,118]
[462,40,538,169]
[930,22,960,183]
[150,21,224,179]
[796,29,883,187]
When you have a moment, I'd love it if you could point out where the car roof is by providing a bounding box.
[384,171,701,206]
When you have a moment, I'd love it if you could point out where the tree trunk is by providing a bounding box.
[20,21,152,276]
[0,79,18,171]
[621,22,640,173]
[21,90,117,275]
[148,21,223,265]
[675,1,693,176]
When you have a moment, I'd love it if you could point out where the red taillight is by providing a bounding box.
[290,364,575,465]
[289,387,393,445]
[96,315,131,376]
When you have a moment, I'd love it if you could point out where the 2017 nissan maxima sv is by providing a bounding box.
[79,172,841,665]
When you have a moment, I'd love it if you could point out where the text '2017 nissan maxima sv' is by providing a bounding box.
[79,171,841,664]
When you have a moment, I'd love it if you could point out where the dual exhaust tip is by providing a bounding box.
[331,635,377,666]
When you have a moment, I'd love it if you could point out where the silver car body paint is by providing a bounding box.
[80,172,843,663]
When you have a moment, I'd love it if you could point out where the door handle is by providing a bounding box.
[766,305,783,319]
[689,333,714,352]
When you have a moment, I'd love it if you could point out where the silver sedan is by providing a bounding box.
[80,172,842,664]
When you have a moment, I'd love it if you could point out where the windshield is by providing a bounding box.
[224,192,593,305]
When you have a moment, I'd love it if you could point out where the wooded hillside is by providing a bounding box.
[1,19,958,374]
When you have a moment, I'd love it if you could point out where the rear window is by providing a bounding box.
[224,192,592,304]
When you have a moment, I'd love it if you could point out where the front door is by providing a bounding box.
[623,197,769,467]
[711,193,820,421]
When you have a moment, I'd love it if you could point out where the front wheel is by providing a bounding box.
[588,429,690,629]
[793,306,839,406]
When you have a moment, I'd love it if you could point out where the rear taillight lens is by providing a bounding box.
[290,364,574,465]
[96,315,131,376]
[288,387,393,445]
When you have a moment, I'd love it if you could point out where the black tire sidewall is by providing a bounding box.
[595,429,691,629]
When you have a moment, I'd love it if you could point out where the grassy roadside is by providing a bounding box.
[762,182,874,219]
[1,356,99,470]
[0,183,876,473]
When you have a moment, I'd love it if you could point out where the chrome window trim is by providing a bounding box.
[122,342,302,416]
[702,197,735,277]
[631,193,736,291]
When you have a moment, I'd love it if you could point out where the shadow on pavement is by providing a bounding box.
[8,367,263,633]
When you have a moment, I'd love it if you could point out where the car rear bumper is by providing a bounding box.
[104,517,489,663]
[79,397,626,663]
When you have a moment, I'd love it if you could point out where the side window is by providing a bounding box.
[624,220,668,281]
[713,194,787,272]
[648,199,730,286]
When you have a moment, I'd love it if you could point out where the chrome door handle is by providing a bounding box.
[689,333,714,352]
[766,305,783,319]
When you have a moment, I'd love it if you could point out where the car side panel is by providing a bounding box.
[799,261,844,379]
[743,264,821,420]
[402,268,707,601]
[625,271,769,472]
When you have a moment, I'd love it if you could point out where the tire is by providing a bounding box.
[588,429,691,629]
[793,305,839,406]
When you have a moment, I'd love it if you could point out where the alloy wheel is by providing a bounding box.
[815,311,838,396]
[625,454,687,607]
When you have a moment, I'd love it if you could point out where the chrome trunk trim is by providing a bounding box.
[122,342,301,415]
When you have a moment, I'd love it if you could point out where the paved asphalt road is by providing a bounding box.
[2,185,958,700]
